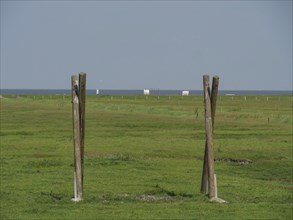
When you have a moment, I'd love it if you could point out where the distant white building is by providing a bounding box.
[96,89,99,95]
[182,90,189,96]
[144,89,150,95]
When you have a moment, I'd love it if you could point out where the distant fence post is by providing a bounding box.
[71,73,86,202]
[200,75,217,199]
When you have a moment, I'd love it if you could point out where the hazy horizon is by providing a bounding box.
[1,88,292,92]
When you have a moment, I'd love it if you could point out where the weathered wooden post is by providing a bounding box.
[201,142,209,194]
[201,76,219,194]
[71,73,86,202]
[200,75,227,203]
[211,76,219,127]
[79,73,86,189]
[202,75,216,199]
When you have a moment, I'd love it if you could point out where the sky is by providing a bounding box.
[1,0,292,90]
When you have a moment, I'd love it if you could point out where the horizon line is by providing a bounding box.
[1,88,292,91]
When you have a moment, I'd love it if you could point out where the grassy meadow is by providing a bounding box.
[0,93,292,219]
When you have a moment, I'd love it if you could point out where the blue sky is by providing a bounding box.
[1,0,292,90]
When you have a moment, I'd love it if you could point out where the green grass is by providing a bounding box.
[0,94,292,219]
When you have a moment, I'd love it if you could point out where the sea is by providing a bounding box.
[1,89,292,96]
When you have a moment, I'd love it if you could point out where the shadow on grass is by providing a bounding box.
[86,153,135,166]
[145,184,194,198]
[38,191,64,203]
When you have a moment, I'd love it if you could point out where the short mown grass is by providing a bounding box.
[0,94,292,219]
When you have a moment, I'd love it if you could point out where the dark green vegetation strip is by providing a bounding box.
[0,94,292,219]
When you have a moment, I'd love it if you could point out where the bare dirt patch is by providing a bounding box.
[215,158,253,165]
[137,194,178,202]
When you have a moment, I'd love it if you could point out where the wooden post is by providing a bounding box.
[200,75,211,194]
[71,75,83,201]
[214,174,218,198]
[202,75,216,199]
[71,73,86,202]
[79,73,86,189]
[201,76,219,194]
[210,76,219,129]
[200,142,209,194]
